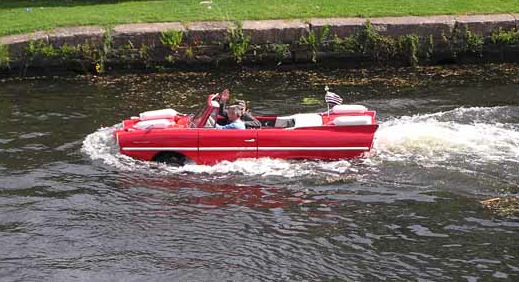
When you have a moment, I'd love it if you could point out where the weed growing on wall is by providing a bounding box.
[425,35,434,61]
[329,21,494,65]
[96,29,114,74]
[331,34,359,54]
[23,39,109,74]
[138,43,154,68]
[26,40,57,57]
[357,21,397,62]
[330,21,405,63]
[491,28,519,45]
[227,22,250,63]
[300,25,330,62]
[184,46,194,60]
[270,43,291,63]
[160,30,184,50]
[466,30,484,55]
[444,23,484,57]
[0,44,10,70]
[397,35,420,66]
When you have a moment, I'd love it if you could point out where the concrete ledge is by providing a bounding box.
[455,14,516,36]
[48,26,104,47]
[512,13,519,29]
[0,31,49,45]
[113,22,185,47]
[185,21,233,45]
[310,18,366,39]
[370,16,456,39]
[0,31,49,57]
[243,20,307,44]
[2,14,517,48]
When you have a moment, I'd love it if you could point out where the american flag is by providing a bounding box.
[325,88,343,105]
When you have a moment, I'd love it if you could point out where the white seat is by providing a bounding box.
[134,119,174,129]
[274,116,294,128]
[274,113,323,128]
[333,115,372,126]
[139,108,178,121]
[331,104,367,114]
[293,113,323,127]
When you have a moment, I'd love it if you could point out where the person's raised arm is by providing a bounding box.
[218,89,230,117]
[219,99,228,117]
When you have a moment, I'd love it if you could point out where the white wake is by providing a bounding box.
[82,107,519,176]
[81,126,355,177]
[374,107,519,164]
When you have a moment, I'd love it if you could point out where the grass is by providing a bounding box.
[1,0,519,37]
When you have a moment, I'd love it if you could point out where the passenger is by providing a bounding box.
[219,99,261,129]
[215,105,246,129]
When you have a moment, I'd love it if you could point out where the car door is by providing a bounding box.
[257,127,376,160]
[198,129,258,165]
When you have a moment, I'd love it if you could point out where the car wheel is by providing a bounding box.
[153,152,186,166]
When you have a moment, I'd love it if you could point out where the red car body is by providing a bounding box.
[115,91,378,165]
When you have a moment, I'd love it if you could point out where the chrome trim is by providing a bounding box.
[199,147,256,151]
[257,147,370,151]
[122,146,369,151]
[122,147,197,151]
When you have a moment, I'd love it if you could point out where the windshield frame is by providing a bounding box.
[191,94,221,128]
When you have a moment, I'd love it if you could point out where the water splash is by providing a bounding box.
[374,106,519,164]
[81,125,150,171]
[81,125,355,179]
[82,106,519,181]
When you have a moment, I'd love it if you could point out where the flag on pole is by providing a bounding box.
[325,87,343,106]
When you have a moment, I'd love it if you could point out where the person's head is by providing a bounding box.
[227,105,243,121]
[233,100,247,111]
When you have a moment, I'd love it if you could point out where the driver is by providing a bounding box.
[219,99,261,129]
[215,105,245,129]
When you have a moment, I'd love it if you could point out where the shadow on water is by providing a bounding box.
[116,175,308,209]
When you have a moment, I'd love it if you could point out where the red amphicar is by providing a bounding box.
[115,89,378,165]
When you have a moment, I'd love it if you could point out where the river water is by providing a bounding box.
[1,66,519,281]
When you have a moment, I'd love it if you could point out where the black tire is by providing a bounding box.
[152,152,186,166]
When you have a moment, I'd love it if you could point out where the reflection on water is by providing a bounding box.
[1,66,519,281]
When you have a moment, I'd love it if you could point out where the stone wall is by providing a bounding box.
[0,14,518,76]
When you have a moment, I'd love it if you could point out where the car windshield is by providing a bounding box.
[204,108,219,128]
[190,105,219,128]
[191,107,205,128]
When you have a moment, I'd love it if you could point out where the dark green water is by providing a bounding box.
[1,66,519,281]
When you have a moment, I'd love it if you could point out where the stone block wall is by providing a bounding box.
[0,14,518,76]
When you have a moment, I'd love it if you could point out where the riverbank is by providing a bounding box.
[1,14,519,77]
[2,0,519,37]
